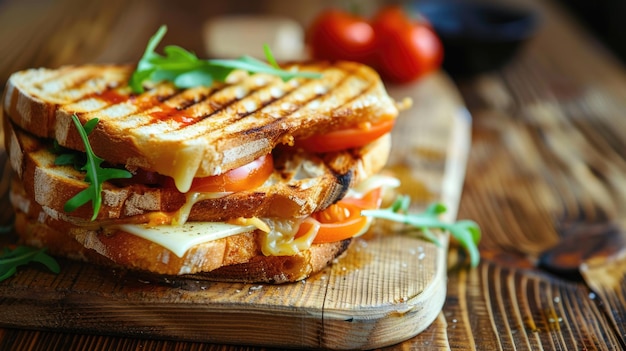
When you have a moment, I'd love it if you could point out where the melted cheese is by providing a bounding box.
[115,175,400,258]
[259,217,319,256]
[116,216,318,258]
[139,191,231,226]
[118,221,256,258]
[164,142,205,193]
[173,191,231,225]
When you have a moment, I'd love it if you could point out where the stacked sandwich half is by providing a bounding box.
[3,59,402,283]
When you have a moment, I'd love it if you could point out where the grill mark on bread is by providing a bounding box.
[115,79,277,134]
[147,90,216,128]
[213,61,337,123]
[91,89,130,105]
[233,64,359,133]
[220,63,368,144]
[32,67,92,97]
[146,62,337,137]
[174,79,283,134]
[68,86,181,138]
[35,65,129,103]
[5,61,398,179]
[186,84,272,130]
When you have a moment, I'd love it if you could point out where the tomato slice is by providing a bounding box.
[308,202,369,243]
[340,187,383,209]
[189,154,273,193]
[297,119,395,153]
[297,188,383,244]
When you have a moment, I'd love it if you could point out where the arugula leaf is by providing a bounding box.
[362,196,481,267]
[0,246,60,282]
[52,140,86,169]
[63,114,132,221]
[264,44,281,69]
[130,25,321,93]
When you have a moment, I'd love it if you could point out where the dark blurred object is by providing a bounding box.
[414,0,539,78]
[559,0,626,64]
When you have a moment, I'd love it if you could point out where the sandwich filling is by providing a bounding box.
[4,109,397,272]
[45,108,398,259]
[114,172,400,258]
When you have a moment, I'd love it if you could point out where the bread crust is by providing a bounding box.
[5,115,391,223]
[3,62,398,189]
[12,196,351,283]
[194,239,352,283]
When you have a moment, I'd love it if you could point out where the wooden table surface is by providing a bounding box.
[1,0,626,350]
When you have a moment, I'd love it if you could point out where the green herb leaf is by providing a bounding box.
[362,196,481,267]
[0,246,60,282]
[63,114,132,220]
[263,44,280,69]
[130,25,321,93]
[52,140,86,169]
[54,152,82,167]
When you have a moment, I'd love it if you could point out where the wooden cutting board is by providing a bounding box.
[0,72,470,350]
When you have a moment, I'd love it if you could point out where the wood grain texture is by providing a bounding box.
[446,0,626,350]
[581,249,626,348]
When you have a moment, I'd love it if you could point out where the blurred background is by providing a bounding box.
[561,0,626,63]
[1,0,625,80]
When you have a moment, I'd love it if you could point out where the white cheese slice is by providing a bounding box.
[117,222,255,258]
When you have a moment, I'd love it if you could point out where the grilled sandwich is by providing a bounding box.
[3,59,403,283]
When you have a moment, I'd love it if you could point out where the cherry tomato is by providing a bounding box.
[189,154,273,192]
[307,9,376,63]
[296,188,383,244]
[297,119,395,153]
[371,6,443,83]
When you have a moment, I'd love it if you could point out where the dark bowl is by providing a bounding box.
[415,0,540,78]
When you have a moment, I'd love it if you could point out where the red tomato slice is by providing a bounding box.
[297,119,395,153]
[297,188,383,244]
[189,154,273,192]
[340,187,383,209]
[308,203,370,244]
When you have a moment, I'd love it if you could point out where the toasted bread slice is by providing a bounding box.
[5,115,390,224]
[4,61,399,191]
[11,178,351,283]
